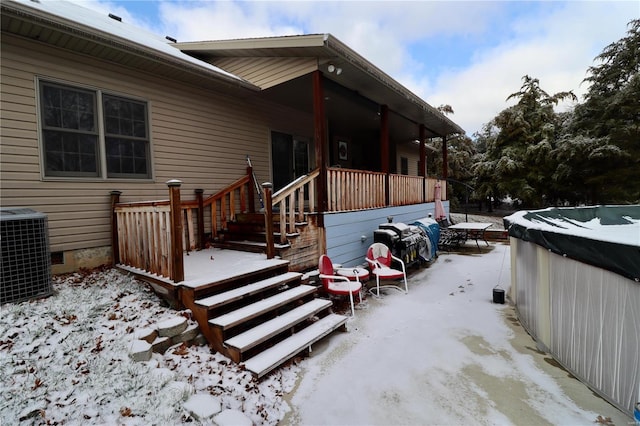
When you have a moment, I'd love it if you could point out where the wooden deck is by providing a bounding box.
[118,248,348,378]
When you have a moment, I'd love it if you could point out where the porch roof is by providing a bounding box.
[175,35,465,138]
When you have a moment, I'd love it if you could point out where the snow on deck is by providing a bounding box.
[119,247,289,289]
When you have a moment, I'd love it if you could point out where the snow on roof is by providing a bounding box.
[11,0,243,83]
[504,205,640,246]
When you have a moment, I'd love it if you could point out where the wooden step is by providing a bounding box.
[209,285,317,330]
[243,313,348,378]
[214,240,290,253]
[224,298,333,357]
[195,272,302,310]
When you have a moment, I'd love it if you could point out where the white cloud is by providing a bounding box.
[425,1,638,135]
[87,0,638,136]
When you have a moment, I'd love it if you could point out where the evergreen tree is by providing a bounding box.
[474,76,575,207]
[567,19,640,203]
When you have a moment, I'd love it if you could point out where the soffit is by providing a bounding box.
[177,35,465,137]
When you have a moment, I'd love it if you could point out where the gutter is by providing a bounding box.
[324,34,465,136]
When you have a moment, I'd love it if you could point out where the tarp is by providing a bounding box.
[504,205,640,282]
[411,218,440,261]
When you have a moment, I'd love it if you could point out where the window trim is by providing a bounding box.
[400,156,409,175]
[36,77,154,182]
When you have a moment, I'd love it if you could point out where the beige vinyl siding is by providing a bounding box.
[211,57,317,89]
[1,33,273,253]
[395,143,421,176]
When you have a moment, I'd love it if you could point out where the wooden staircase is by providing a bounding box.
[179,263,348,378]
[214,212,302,255]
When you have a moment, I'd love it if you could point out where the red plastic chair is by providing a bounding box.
[365,243,408,297]
[318,254,362,316]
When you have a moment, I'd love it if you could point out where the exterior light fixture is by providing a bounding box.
[327,64,342,75]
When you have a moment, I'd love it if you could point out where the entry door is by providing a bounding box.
[271,131,309,192]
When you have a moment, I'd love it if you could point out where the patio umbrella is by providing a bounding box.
[434,180,446,221]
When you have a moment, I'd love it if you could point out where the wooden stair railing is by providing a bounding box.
[271,169,319,244]
[112,167,256,281]
[181,169,254,248]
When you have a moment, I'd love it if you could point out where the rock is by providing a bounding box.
[130,339,152,362]
[157,316,188,338]
[172,323,200,344]
[151,336,173,354]
[135,327,158,343]
[214,409,252,426]
[192,333,207,346]
[183,393,221,421]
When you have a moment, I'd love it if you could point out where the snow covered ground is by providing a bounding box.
[284,244,627,425]
[0,267,297,425]
[0,244,629,425]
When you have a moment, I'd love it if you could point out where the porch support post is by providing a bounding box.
[418,125,426,177]
[167,179,184,283]
[109,190,122,265]
[195,188,205,250]
[419,124,426,202]
[313,70,327,226]
[380,104,390,206]
[442,134,448,180]
[262,182,275,259]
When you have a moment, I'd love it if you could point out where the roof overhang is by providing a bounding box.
[176,34,465,138]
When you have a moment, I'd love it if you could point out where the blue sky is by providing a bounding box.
[76,0,638,136]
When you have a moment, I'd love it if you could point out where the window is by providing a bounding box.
[39,80,150,179]
[400,157,408,175]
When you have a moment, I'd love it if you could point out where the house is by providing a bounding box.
[2,0,466,377]
[1,0,463,276]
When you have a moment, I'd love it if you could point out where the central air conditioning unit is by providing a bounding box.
[1,208,52,304]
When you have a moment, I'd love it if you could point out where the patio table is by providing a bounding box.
[335,267,370,282]
[448,222,492,249]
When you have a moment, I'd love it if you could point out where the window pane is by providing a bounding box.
[43,130,98,176]
[103,94,149,178]
[62,109,78,129]
[103,95,147,139]
[42,83,95,131]
[106,137,149,178]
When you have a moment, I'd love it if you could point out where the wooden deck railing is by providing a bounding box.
[111,168,257,282]
[111,165,448,278]
[113,200,172,278]
[327,168,386,211]
[389,174,425,206]
[325,167,445,211]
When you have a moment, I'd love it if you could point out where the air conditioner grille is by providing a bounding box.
[1,208,52,304]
